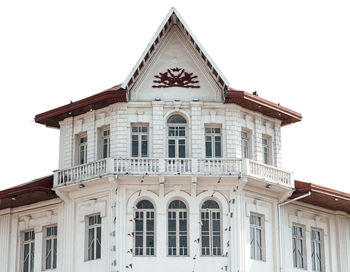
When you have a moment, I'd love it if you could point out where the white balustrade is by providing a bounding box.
[55,159,107,186]
[114,158,159,174]
[243,159,292,186]
[198,159,242,175]
[53,157,292,188]
[164,158,192,173]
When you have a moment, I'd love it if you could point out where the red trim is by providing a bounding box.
[225,88,302,126]
[35,86,127,128]
[294,180,350,201]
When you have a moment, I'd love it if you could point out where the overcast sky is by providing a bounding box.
[1,0,349,192]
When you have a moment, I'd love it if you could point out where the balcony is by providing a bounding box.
[53,158,292,188]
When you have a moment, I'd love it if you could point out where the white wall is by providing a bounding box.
[1,178,350,272]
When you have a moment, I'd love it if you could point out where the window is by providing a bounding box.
[250,214,264,261]
[86,215,101,261]
[167,115,187,158]
[135,200,155,256]
[44,225,57,270]
[168,200,188,256]
[205,127,222,158]
[101,128,110,159]
[78,135,87,165]
[262,137,271,165]
[200,200,221,256]
[22,230,35,272]
[292,225,306,269]
[311,229,324,271]
[131,126,148,157]
[241,131,251,159]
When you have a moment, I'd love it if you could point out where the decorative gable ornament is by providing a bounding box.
[152,67,200,88]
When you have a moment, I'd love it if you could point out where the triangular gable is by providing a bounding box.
[122,7,230,97]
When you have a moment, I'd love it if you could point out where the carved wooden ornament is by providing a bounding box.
[152,67,200,88]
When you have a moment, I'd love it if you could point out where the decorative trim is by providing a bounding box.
[152,67,200,88]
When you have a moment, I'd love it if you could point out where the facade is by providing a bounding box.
[1,7,350,272]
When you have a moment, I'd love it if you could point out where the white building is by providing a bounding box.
[1,7,350,272]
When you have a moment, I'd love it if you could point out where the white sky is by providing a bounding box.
[1,0,349,192]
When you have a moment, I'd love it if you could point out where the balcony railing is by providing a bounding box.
[54,157,292,188]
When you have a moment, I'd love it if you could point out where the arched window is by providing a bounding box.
[134,200,155,256]
[167,114,187,158]
[167,200,188,256]
[200,199,221,256]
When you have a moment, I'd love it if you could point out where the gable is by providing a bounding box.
[129,26,223,102]
[123,8,229,103]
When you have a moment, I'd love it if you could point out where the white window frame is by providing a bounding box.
[43,225,57,270]
[205,127,222,158]
[311,228,324,271]
[262,135,271,165]
[167,115,188,158]
[250,213,265,261]
[167,200,188,256]
[200,200,222,256]
[100,127,110,159]
[131,125,149,157]
[22,230,35,272]
[77,134,87,165]
[292,224,306,269]
[134,200,155,256]
[241,130,252,159]
[85,214,102,261]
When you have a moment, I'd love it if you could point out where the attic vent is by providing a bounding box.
[218,77,224,86]
[160,29,164,38]
[195,44,201,53]
[213,69,218,77]
[150,44,154,53]
[207,60,212,69]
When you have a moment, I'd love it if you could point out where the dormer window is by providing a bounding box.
[167,115,187,158]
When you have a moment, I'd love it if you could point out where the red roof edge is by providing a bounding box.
[0,175,57,210]
[225,88,302,126]
[34,84,127,128]
[294,180,350,201]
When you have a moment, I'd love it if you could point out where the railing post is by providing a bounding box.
[105,158,115,175]
[241,158,249,176]
[53,170,59,187]
[159,158,166,173]
[191,158,198,174]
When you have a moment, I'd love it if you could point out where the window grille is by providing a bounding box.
[22,230,35,272]
[200,200,221,256]
[205,127,222,158]
[87,215,102,261]
[292,225,305,268]
[250,214,264,260]
[167,200,188,256]
[135,200,155,256]
[44,225,57,270]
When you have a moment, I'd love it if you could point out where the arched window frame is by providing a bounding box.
[167,199,189,256]
[167,114,188,158]
[134,199,155,256]
[200,199,222,256]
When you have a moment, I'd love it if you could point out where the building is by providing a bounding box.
[1,7,350,272]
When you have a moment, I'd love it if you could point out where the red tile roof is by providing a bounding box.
[225,87,302,126]
[0,175,57,210]
[35,84,127,128]
[290,180,350,214]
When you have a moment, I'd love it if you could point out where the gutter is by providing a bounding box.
[277,191,311,272]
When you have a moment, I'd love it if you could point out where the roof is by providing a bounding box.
[290,180,350,214]
[0,175,57,210]
[35,84,127,128]
[225,87,302,126]
[122,7,230,92]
